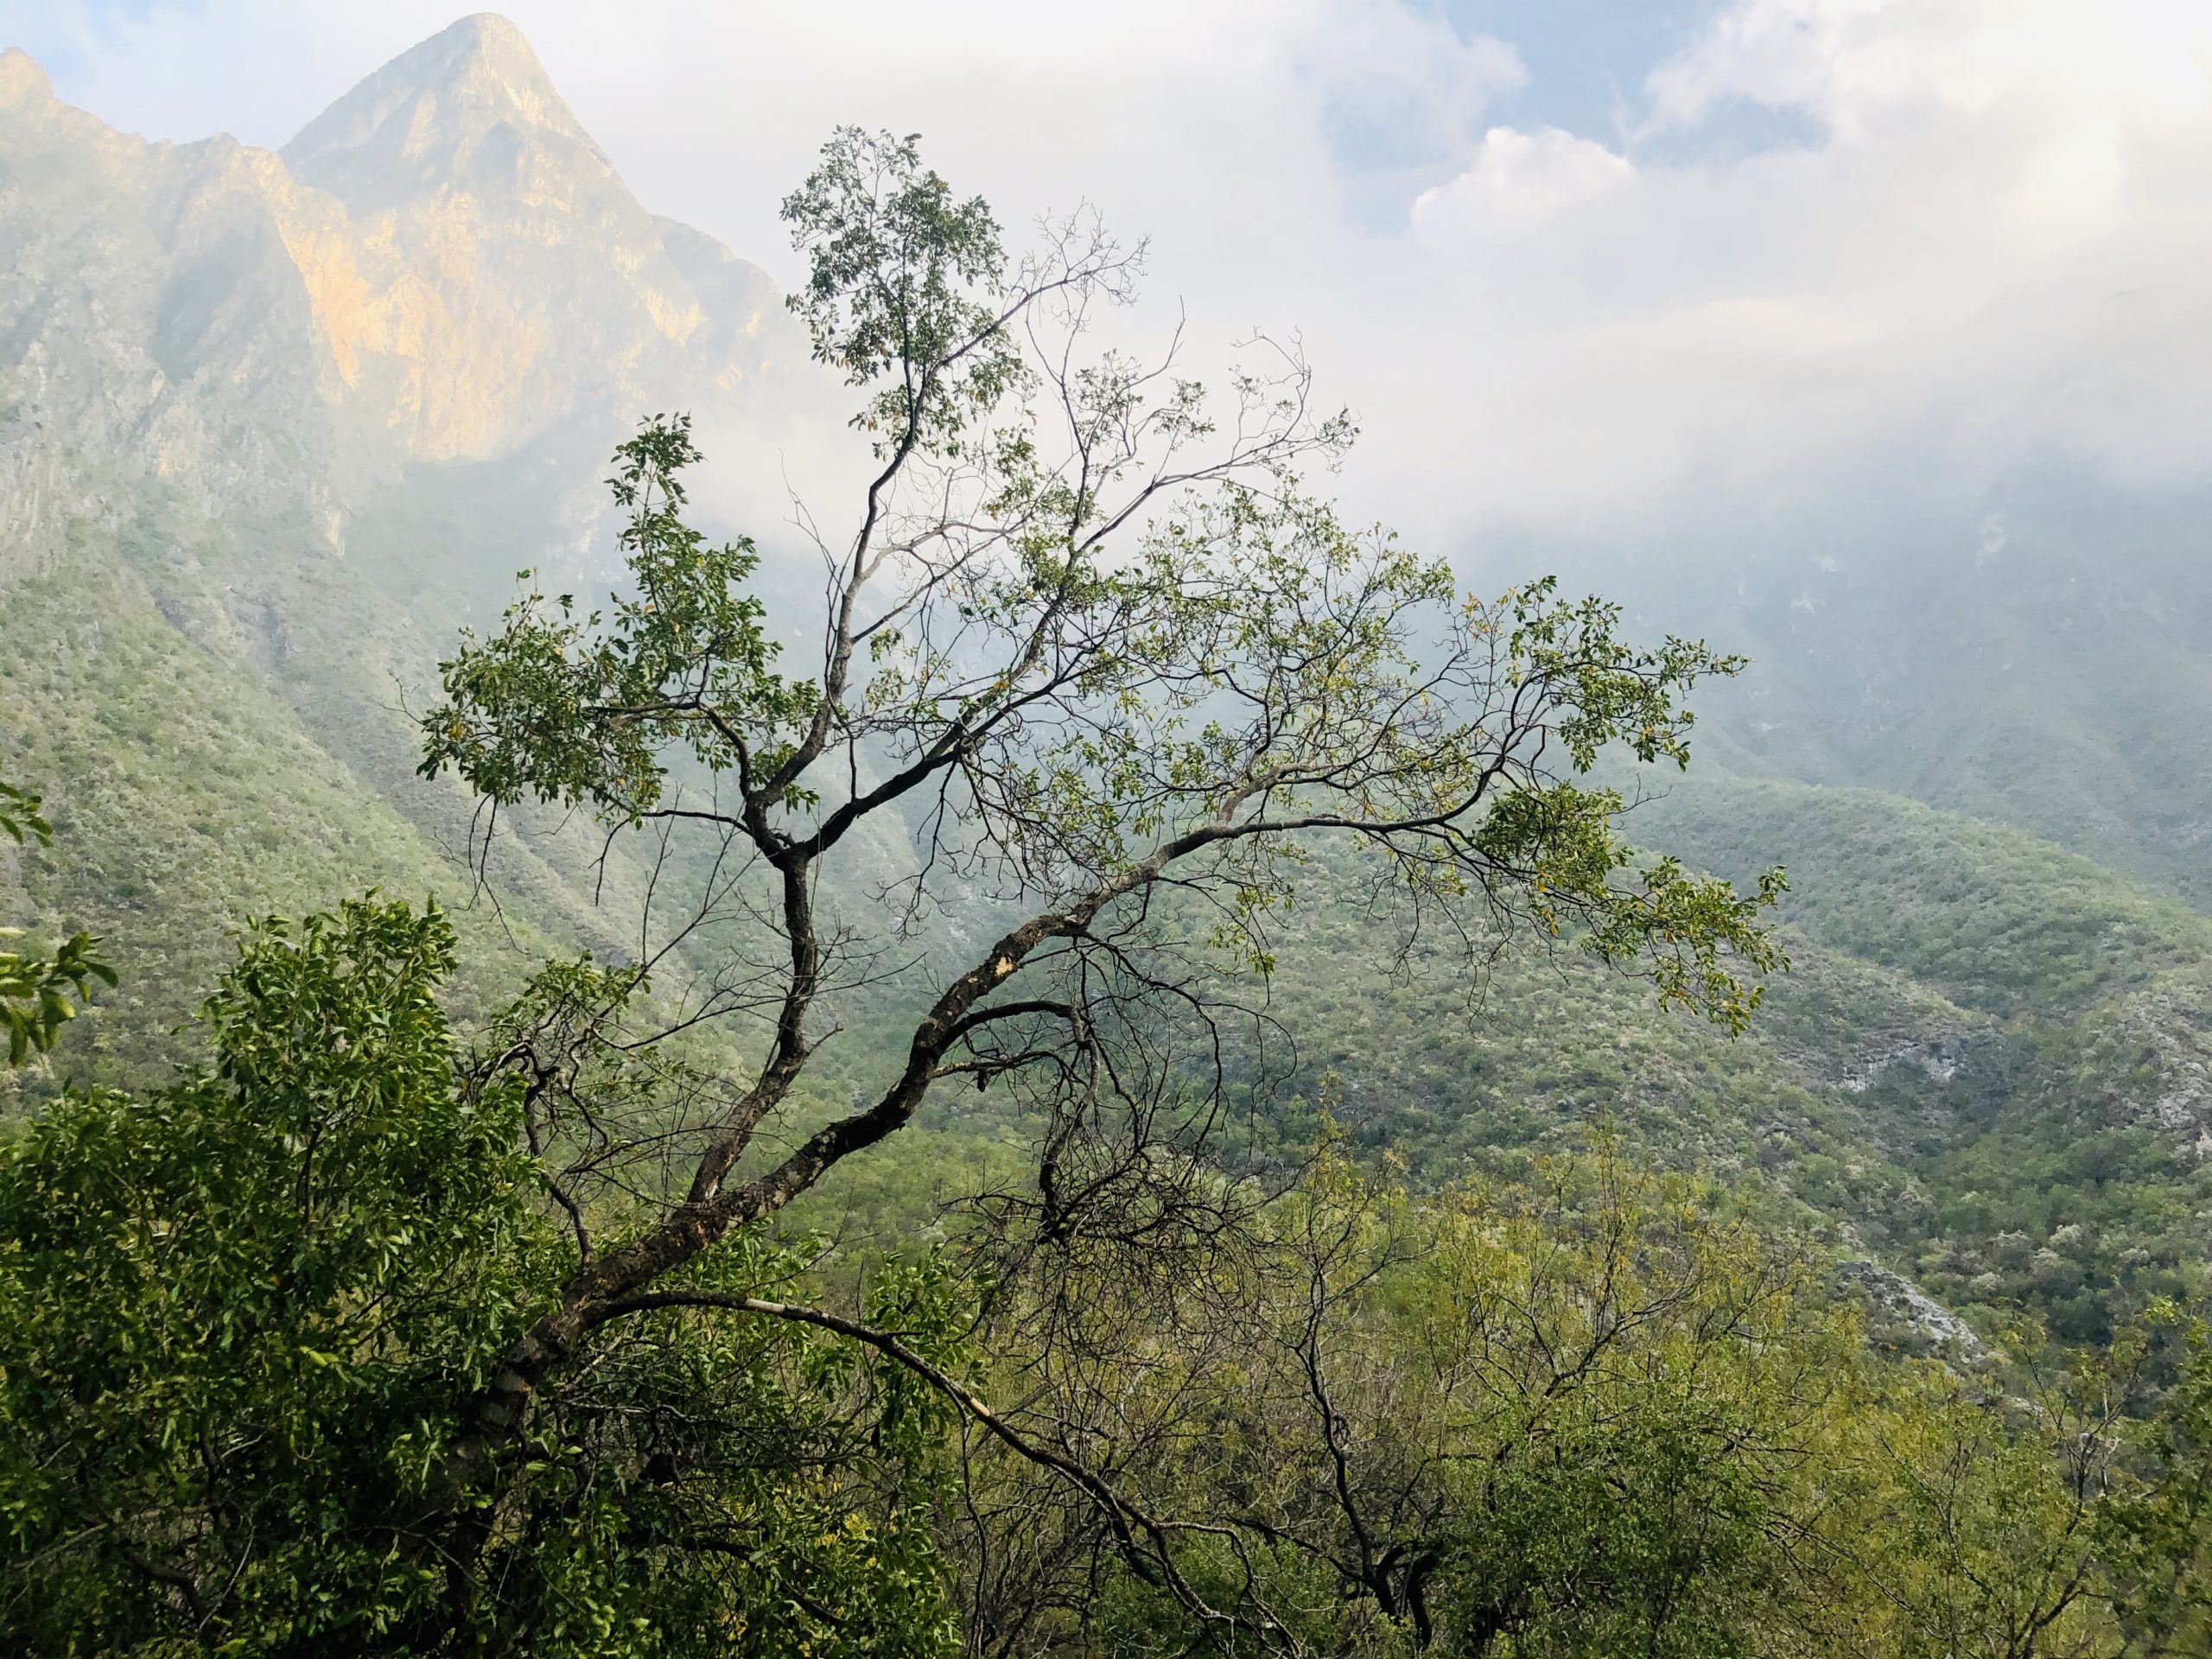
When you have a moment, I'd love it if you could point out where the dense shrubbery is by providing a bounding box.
[0,899,965,1656]
[3,901,2208,1653]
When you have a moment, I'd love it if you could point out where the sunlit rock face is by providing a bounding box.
[0,12,798,569]
[0,48,341,564]
[279,12,791,463]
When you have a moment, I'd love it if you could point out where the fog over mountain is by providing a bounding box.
[16,3,2212,897]
[1,5,2207,1116]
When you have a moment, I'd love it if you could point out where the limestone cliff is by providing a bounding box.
[0,13,799,574]
[0,14,814,1079]
[278,13,792,464]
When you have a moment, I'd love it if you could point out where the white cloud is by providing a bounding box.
[1398,0,2212,536]
[1411,126,1631,229]
[14,0,2212,548]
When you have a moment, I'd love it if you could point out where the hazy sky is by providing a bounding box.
[9,0,2212,553]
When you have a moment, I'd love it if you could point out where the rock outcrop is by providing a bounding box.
[0,13,800,575]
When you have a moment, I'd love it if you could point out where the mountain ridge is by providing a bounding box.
[0,16,801,579]
[282,14,614,206]
[0,16,820,1103]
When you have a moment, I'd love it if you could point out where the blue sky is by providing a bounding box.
[1433,0,1721,137]
[1306,0,1821,223]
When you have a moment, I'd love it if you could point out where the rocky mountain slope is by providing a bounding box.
[0,14,800,575]
[0,14,818,1085]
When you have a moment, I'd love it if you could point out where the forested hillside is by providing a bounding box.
[0,15,817,1087]
[2,0,2207,1396]
[1516,469,2212,910]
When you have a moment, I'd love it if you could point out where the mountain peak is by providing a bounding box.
[0,47,56,111]
[281,11,614,210]
[442,12,536,60]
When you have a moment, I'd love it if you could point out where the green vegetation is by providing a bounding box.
[0,497,687,1095]
[1674,480,2212,912]
[4,907,2206,1652]
[1,899,962,1656]
[951,1142,2210,1656]
[0,779,111,1063]
[3,123,2212,1657]
[1630,778,2212,1016]
[1634,778,2212,1340]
